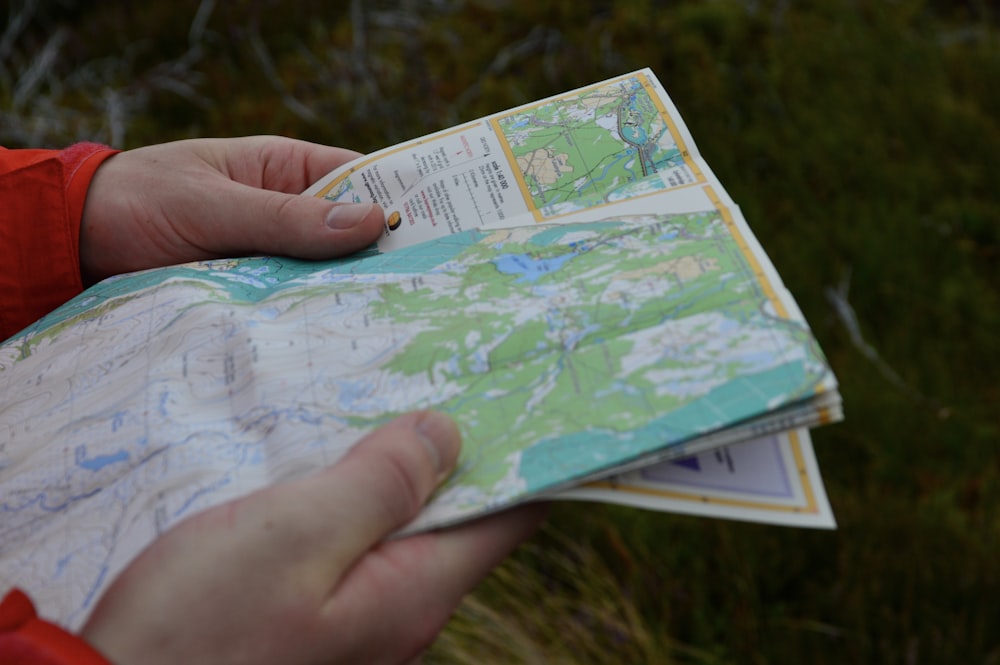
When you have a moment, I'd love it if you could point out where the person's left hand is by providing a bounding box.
[79,136,384,283]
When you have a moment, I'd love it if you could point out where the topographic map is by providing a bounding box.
[495,72,697,217]
[0,210,833,627]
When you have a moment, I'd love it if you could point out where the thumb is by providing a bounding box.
[217,182,385,260]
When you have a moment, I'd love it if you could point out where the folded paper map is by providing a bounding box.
[0,69,840,628]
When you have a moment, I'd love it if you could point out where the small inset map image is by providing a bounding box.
[318,175,358,204]
[496,73,690,217]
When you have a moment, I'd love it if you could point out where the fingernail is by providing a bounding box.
[415,411,461,480]
[325,202,374,230]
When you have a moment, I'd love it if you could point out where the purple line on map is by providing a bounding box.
[671,456,701,472]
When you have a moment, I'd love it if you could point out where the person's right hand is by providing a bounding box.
[80,411,545,665]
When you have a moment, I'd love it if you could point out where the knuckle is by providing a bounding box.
[370,441,431,527]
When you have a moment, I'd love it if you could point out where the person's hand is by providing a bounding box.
[80,410,545,665]
[79,136,384,283]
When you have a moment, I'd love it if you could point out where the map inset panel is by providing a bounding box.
[495,73,692,217]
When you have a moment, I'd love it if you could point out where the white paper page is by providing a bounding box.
[556,428,836,529]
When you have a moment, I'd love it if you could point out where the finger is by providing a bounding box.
[207,135,365,194]
[254,411,463,577]
[424,502,548,603]
[210,179,385,259]
[322,503,548,662]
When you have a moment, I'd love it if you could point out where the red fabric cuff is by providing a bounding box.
[0,143,118,339]
[58,142,121,277]
[0,589,111,665]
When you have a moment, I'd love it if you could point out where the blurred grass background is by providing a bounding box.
[3,0,998,662]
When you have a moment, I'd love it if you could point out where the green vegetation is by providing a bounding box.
[3,0,998,661]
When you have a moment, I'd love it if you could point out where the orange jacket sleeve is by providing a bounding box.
[0,143,119,340]
[0,589,111,665]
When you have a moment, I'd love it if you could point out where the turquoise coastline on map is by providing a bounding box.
[12,231,480,345]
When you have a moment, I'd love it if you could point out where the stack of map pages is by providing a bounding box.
[0,69,842,628]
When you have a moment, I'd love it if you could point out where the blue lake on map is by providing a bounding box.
[492,252,578,283]
[74,446,129,472]
[621,123,648,145]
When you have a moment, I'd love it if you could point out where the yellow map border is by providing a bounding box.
[582,430,823,516]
